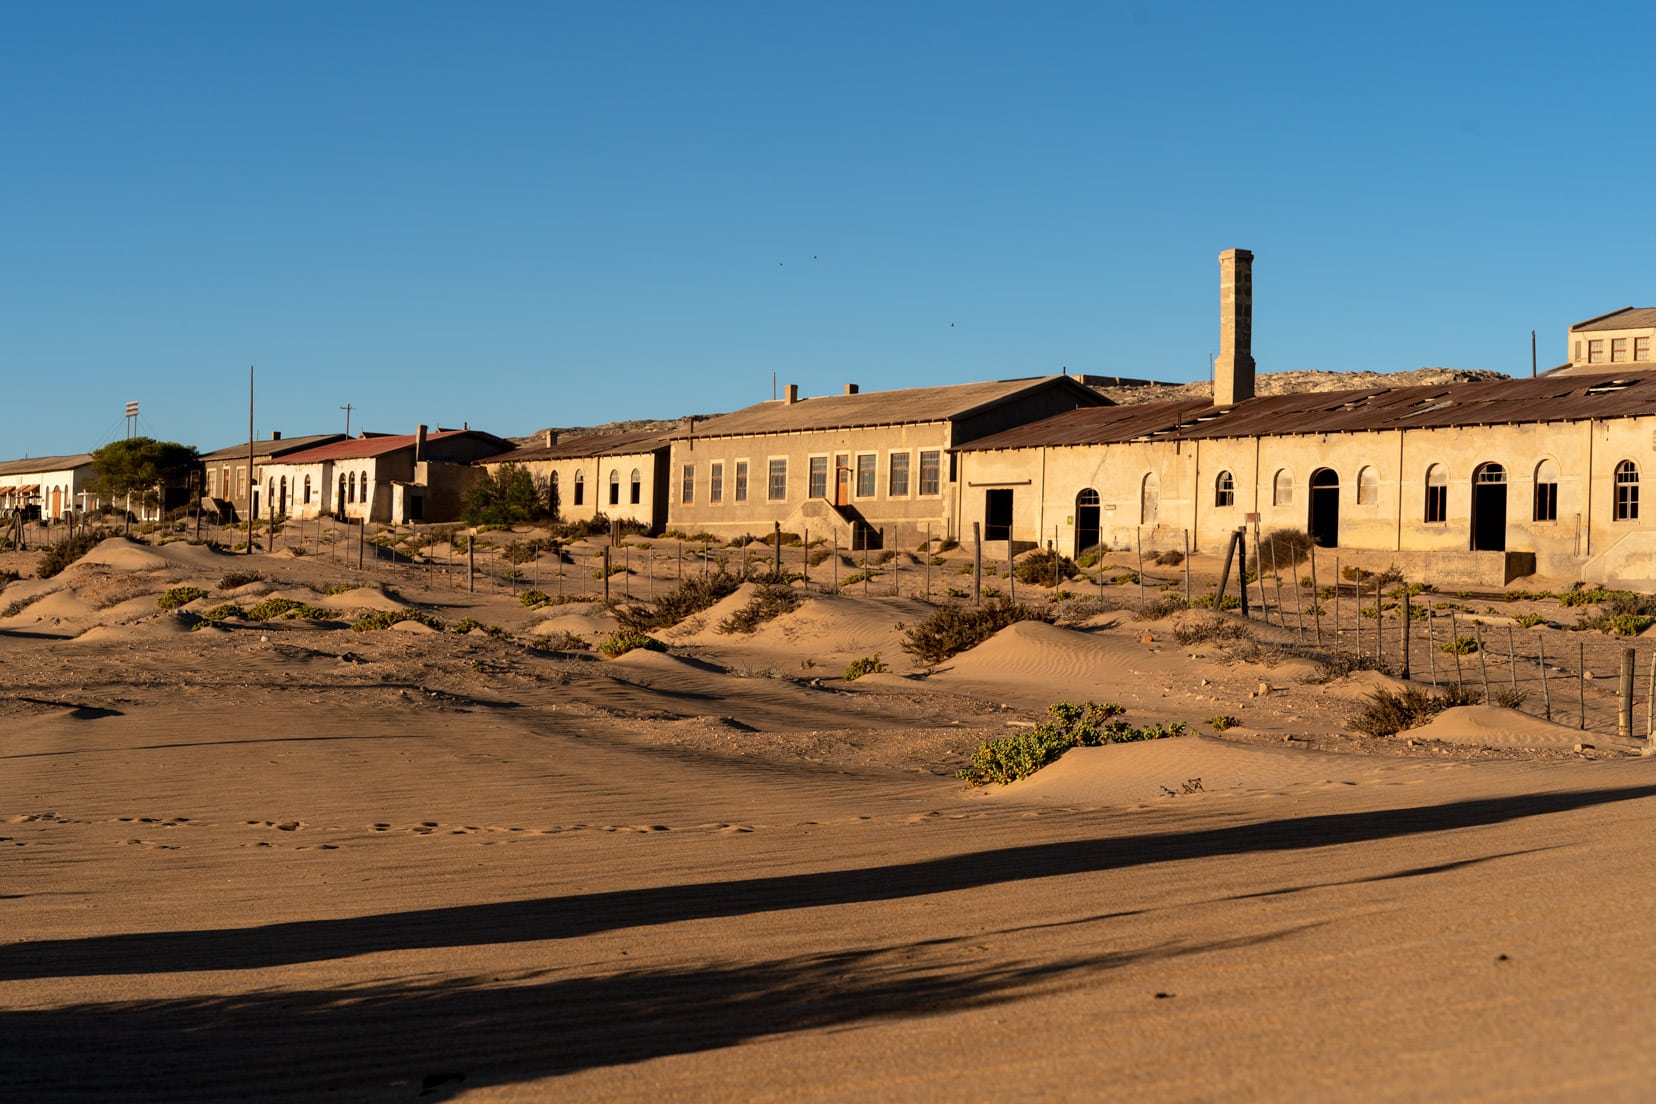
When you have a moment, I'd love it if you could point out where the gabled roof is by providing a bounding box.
[486,428,676,465]
[1571,307,1656,332]
[268,428,515,465]
[199,433,349,463]
[959,374,1656,451]
[676,375,1103,438]
[0,453,94,477]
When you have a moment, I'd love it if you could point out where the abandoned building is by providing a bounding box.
[480,427,674,532]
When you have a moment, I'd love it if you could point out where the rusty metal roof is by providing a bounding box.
[1572,307,1656,332]
[199,433,347,463]
[0,453,93,477]
[676,375,1104,438]
[959,373,1656,452]
[486,427,675,464]
[268,428,514,465]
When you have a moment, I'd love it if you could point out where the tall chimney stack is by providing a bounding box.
[1215,248,1255,406]
[415,424,428,463]
[784,383,799,404]
[544,430,558,448]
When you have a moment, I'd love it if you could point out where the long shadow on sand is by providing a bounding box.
[7,783,1654,984]
[0,928,1299,1102]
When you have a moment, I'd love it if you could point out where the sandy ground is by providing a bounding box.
[4,533,1656,1101]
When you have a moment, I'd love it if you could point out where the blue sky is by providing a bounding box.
[3,2,1653,458]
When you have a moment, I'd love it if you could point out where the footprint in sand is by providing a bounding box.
[246,820,306,832]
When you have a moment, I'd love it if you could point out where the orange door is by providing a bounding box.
[835,455,849,507]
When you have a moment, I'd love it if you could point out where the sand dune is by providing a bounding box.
[1413,703,1636,750]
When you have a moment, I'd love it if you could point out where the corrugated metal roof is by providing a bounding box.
[1572,307,1656,332]
[487,427,675,464]
[0,453,93,476]
[269,429,508,465]
[677,375,1103,438]
[199,433,348,462]
[959,373,1656,451]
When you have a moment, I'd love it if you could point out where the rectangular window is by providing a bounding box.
[1589,339,1605,363]
[855,454,876,497]
[1612,338,1628,363]
[1534,481,1557,523]
[808,456,828,499]
[767,458,787,501]
[710,462,723,503]
[681,463,694,504]
[1575,340,1583,363]
[609,476,620,506]
[734,461,748,502]
[1637,337,1651,361]
[919,451,941,496]
[573,476,584,506]
[888,452,910,497]
[1425,484,1447,523]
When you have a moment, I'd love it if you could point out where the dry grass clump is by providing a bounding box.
[1171,612,1251,646]
[532,629,590,652]
[717,583,803,634]
[615,572,744,633]
[37,527,114,579]
[1134,595,1188,621]
[350,609,442,632]
[1301,649,1384,683]
[1347,683,1482,737]
[218,570,264,590]
[1258,529,1313,570]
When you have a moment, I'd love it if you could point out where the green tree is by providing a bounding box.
[89,437,199,510]
[463,463,550,526]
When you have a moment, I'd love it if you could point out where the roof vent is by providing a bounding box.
[784,383,799,404]
[844,383,859,395]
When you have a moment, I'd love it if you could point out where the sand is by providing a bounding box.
[5,534,1656,1101]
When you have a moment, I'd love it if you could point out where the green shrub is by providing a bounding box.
[842,569,877,587]
[902,600,1053,665]
[1190,592,1241,610]
[1440,634,1479,655]
[1075,544,1105,569]
[156,586,209,610]
[1013,549,1077,587]
[717,583,802,634]
[597,630,665,658]
[1259,529,1313,569]
[843,653,889,681]
[1602,612,1656,637]
[1557,587,1623,608]
[246,596,334,621]
[450,617,507,637]
[1348,684,1483,737]
[219,570,264,590]
[350,609,442,632]
[1514,612,1546,629]
[198,603,246,623]
[958,701,1182,786]
[533,629,589,652]
[615,572,744,633]
[1209,714,1241,731]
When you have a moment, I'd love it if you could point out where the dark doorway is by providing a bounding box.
[1472,463,1507,551]
[984,488,1014,542]
[1074,489,1100,557]
[1308,468,1339,547]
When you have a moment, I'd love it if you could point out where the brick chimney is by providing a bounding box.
[1215,248,1255,406]
[415,424,428,462]
[544,430,558,448]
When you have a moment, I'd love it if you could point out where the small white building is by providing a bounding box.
[0,453,99,519]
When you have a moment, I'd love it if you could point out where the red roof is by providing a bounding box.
[268,429,473,464]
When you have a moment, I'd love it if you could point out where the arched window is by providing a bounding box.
[1425,464,1447,523]
[348,471,357,504]
[549,470,560,514]
[279,476,288,514]
[1534,460,1558,522]
[573,470,585,507]
[1616,460,1640,521]
[268,478,277,511]
[1357,466,1378,506]
[1273,469,1293,507]
[1475,462,1506,485]
[359,471,368,504]
[608,469,621,506]
[303,475,312,505]
[1215,470,1235,507]
[338,474,347,508]
[1141,472,1160,525]
[630,468,642,505]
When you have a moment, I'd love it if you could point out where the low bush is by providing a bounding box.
[1259,529,1313,569]
[1190,592,1241,610]
[246,596,332,621]
[1556,586,1622,608]
[843,653,888,681]
[219,570,264,590]
[1514,612,1547,628]
[450,617,507,637]
[37,528,112,580]
[841,569,877,587]
[902,600,1053,665]
[1172,613,1251,646]
[597,630,665,658]
[156,586,209,610]
[1134,595,1187,621]
[351,609,443,632]
[718,583,802,634]
[616,572,743,633]
[1347,683,1483,737]
[958,701,1184,786]
[1013,549,1077,587]
[0,569,20,590]
[1573,592,1656,635]
[1075,544,1105,569]
[1301,649,1383,683]
[198,603,246,623]
[1492,687,1529,709]
[1209,714,1241,731]
[1440,634,1479,655]
[533,629,590,652]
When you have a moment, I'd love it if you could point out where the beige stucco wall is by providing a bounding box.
[0,463,98,519]
[494,451,666,532]
[957,415,1656,587]
[667,423,955,545]
[1569,325,1655,368]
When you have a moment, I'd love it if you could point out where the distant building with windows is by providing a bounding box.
[479,428,675,533]
[0,453,98,519]
[1563,307,1656,371]
[198,433,347,521]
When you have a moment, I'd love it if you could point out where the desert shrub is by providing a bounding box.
[1347,684,1484,737]
[1259,529,1313,569]
[247,597,333,621]
[1013,549,1077,587]
[597,630,665,658]
[3,593,44,618]
[219,570,264,590]
[450,617,507,637]
[198,603,246,623]
[958,701,1181,786]
[1153,549,1185,567]
[843,653,888,681]
[1491,687,1529,709]
[1601,612,1656,636]
[1514,612,1547,629]
[1190,592,1241,610]
[1209,714,1241,731]
[1075,544,1105,569]
[616,572,743,633]
[156,586,209,610]
[901,600,1054,665]
[1389,582,1435,598]
[519,589,550,607]
[1134,595,1187,621]
[1440,634,1479,655]
[1172,613,1251,646]
[592,563,634,579]
[1556,586,1622,608]
[808,548,835,567]
[842,569,877,587]
[1301,649,1383,683]
[718,583,803,634]
[351,609,442,632]
[1573,592,1656,635]
[0,569,19,590]
[532,630,590,652]
[36,527,111,579]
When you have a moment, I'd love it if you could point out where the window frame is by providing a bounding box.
[1273,469,1292,507]
[767,458,788,501]
[734,460,749,502]
[855,453,877,498]
[808,455,828,499]
[681,463,695,505]
[1215,470,1235,508]
[709,461,724,504]
[1616,459,1640,521]
[918,450,941,496]
[1424,464,1448,524]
